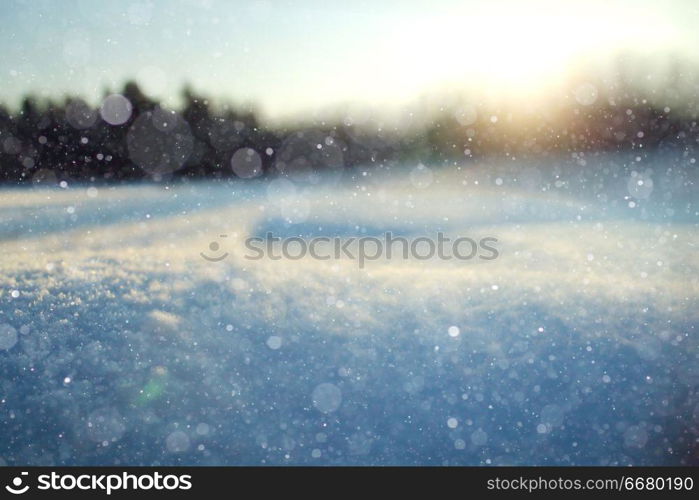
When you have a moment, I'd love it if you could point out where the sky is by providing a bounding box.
[1,0,698,120]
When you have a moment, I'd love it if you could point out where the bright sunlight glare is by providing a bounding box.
[373,1,683,103]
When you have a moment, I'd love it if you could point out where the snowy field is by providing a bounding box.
[0,152,697,465]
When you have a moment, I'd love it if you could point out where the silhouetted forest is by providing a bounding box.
[1,73,698,185]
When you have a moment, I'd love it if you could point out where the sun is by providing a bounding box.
[374,0,680,103]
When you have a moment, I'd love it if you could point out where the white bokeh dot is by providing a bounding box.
[100,94,133,125]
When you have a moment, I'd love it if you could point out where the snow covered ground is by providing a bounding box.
[0,152,697,465]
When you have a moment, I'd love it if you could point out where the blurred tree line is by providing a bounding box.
[0,71,697,185]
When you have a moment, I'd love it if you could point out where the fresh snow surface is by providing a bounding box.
[0,153,697,465]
